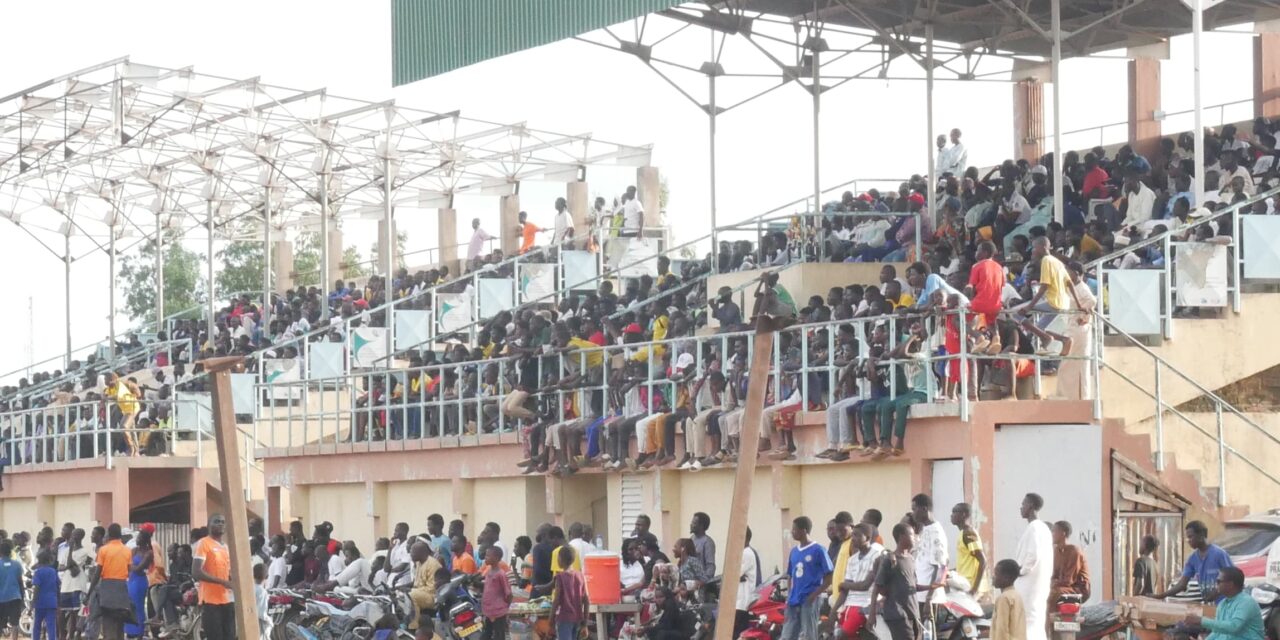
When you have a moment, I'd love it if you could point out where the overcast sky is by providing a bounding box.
[0,0,1258,372]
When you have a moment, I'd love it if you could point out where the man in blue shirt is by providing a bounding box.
[0,540,24,640]
[30,550,59,640]
[1152,520,1234,602]
[782,516,833,640]
[1183,567,1264,640]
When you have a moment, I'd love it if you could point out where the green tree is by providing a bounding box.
[215,240,266,299]
[288,232,323,288]
[341,245,368,279]
[117,234,205,322]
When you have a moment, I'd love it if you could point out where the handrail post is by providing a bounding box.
[959,309,969,422]
[1232,206,1242,313]
[1154,362,1165,471]
[1091,313,1102,420]
[1215,402,1226,507]
[1163,234,1174,339]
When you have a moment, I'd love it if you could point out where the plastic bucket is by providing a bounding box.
[583,553,621,604]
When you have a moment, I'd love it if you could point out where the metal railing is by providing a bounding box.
[249,307,1095,454]
[0,400,210,471]
[1,339,191,406]
[1095,312,1280,506]
[1034,98,1255,150]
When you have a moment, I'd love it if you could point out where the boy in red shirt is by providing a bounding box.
[551,548,589,640]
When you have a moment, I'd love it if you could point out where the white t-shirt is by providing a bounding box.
[915,522,949,604]
[554,210,575,244]
[327,554,346,577]
[267,555,288,590]
[334,557,371,591]
[468,227,494,261]
[620,561,646,589]
[59,546,94,594]
[738,546,762,611]
[622,199,645,231]
[841,543,886,609]
[568,538,598,563]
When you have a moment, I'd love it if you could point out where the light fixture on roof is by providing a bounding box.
[0,209,22,224]
[202,177,221,201]
[149,195,165,213]
[311,122,335,143]
[58,221,74,236]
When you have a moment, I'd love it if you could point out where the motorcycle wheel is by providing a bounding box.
[19,607,33,636]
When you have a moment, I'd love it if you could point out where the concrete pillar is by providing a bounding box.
[653,471,682,547]
[500,194,521,256]
[1012,79,1045,162]
[544,477,565,529]
[189,469,208,527]
[36,495,54,528]
[111,469,130,525]
[566,181,590,238]
[1255,32,1280,119]
[326,230,344,286]
[266,486,283,536]
[452,478,476,534]
[438,208,458,266]
[92,492,113,526]
[377,219,397,274]
[636,167,661,229]
[1128,57,1163,160]
[272,240,293,294]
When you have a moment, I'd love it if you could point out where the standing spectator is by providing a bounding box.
[940,129,968,178]
[516,212,544,255]
[0,541,20,640]
[870,523,921,640]
[1014,494,1053,640]
[950,503,987,597]
[468,219,496,263]
[58,528,91,640]
[192,515,234,640]
[1018,237,1082,354]
[1131,536,1158,597]
[991,560,1028,640]
[781,517,832,640]
[689,513,717,579]
[912,494,948,636]
[552,197,575,247]
[451,537,478,575]
[551,547,588,640]
[1152,520,1234,603]
[91,524,132,640]
[734,528,763,638]
[617,186,645,238]
[31,550,59,640]
[831,523,885,634]
[481,546,512,640]
[253,564,270,639]
[124,530,154,639]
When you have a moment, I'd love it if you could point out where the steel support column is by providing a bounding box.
[382,116,396,358]
[64,231,72,368]
[263,184,272,332]
[207,200,216,332]
[1051,0,1064,224]
[811,41,823,261]
[108,221,116,359]
[926,22,938,229]
[319,155,331,321]
[708,70,718,267]
[1192,0,1205,199]
[155,210,165,332]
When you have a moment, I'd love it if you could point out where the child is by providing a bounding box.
[551,547,588,640]
[481,546,512,640]
[254,562,271,639]
[990,559,1027,640]
[31,550,59,640]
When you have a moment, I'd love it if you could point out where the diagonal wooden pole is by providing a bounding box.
[204,356,261,640]
[713,316,778,640]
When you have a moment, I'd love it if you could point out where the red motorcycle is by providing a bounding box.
[739,574,789,640]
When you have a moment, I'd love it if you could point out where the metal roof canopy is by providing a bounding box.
[0,58,653,255]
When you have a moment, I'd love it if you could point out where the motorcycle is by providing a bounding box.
[739,574,788,640]
[935,575,991,640]
[1252,583,1280,640]
[435,574,485,640]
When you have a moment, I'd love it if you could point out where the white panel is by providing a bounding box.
[174,391,213,433]
[436,292,474,333]
[478,277,515,320]
[519,263,556,303]
[562,250,599,291]
[230,372,256,415]
[993,424,1103,604]
[349,327,389,368]
[1173,242,1228,307]
[931,459,965,569]
[308,342,345,380]
[1105,269,1163,335]
[612,238,658,278]
[1243,216,1280,279]
[394,309,431,351]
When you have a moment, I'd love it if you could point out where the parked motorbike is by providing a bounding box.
[935,575,991,640]
[436,574,485,640]
[739,574,789,640]
[1252,583,1280,640]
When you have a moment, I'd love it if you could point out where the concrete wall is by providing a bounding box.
[52,494,92,529]
[1,498,37,534]
[385,480,452,538]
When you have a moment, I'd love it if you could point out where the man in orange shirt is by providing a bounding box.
[193,515,234,640]
[451,536,478,575]
[516,211,544,254]
[91,524,133,640]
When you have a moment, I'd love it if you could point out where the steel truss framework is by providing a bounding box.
[0,58,652,363]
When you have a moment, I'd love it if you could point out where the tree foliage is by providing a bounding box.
[117,234,205,323]
[368,230,409,272]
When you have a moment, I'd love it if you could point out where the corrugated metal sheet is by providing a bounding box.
[392,0,683,86]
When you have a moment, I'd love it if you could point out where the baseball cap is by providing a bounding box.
[623,323,644,335]
[1031,165,1048,176]
[907,193,926,206]
[673,352,696,374]
[138,523,157,534]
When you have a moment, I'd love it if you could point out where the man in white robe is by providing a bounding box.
[1014,493,1054,640]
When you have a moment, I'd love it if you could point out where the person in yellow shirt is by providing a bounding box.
[1017,236,1083,355]
[951,503,988,597]
[827,516,854,606]
[104,372,140,456]
[630,304,669,365]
